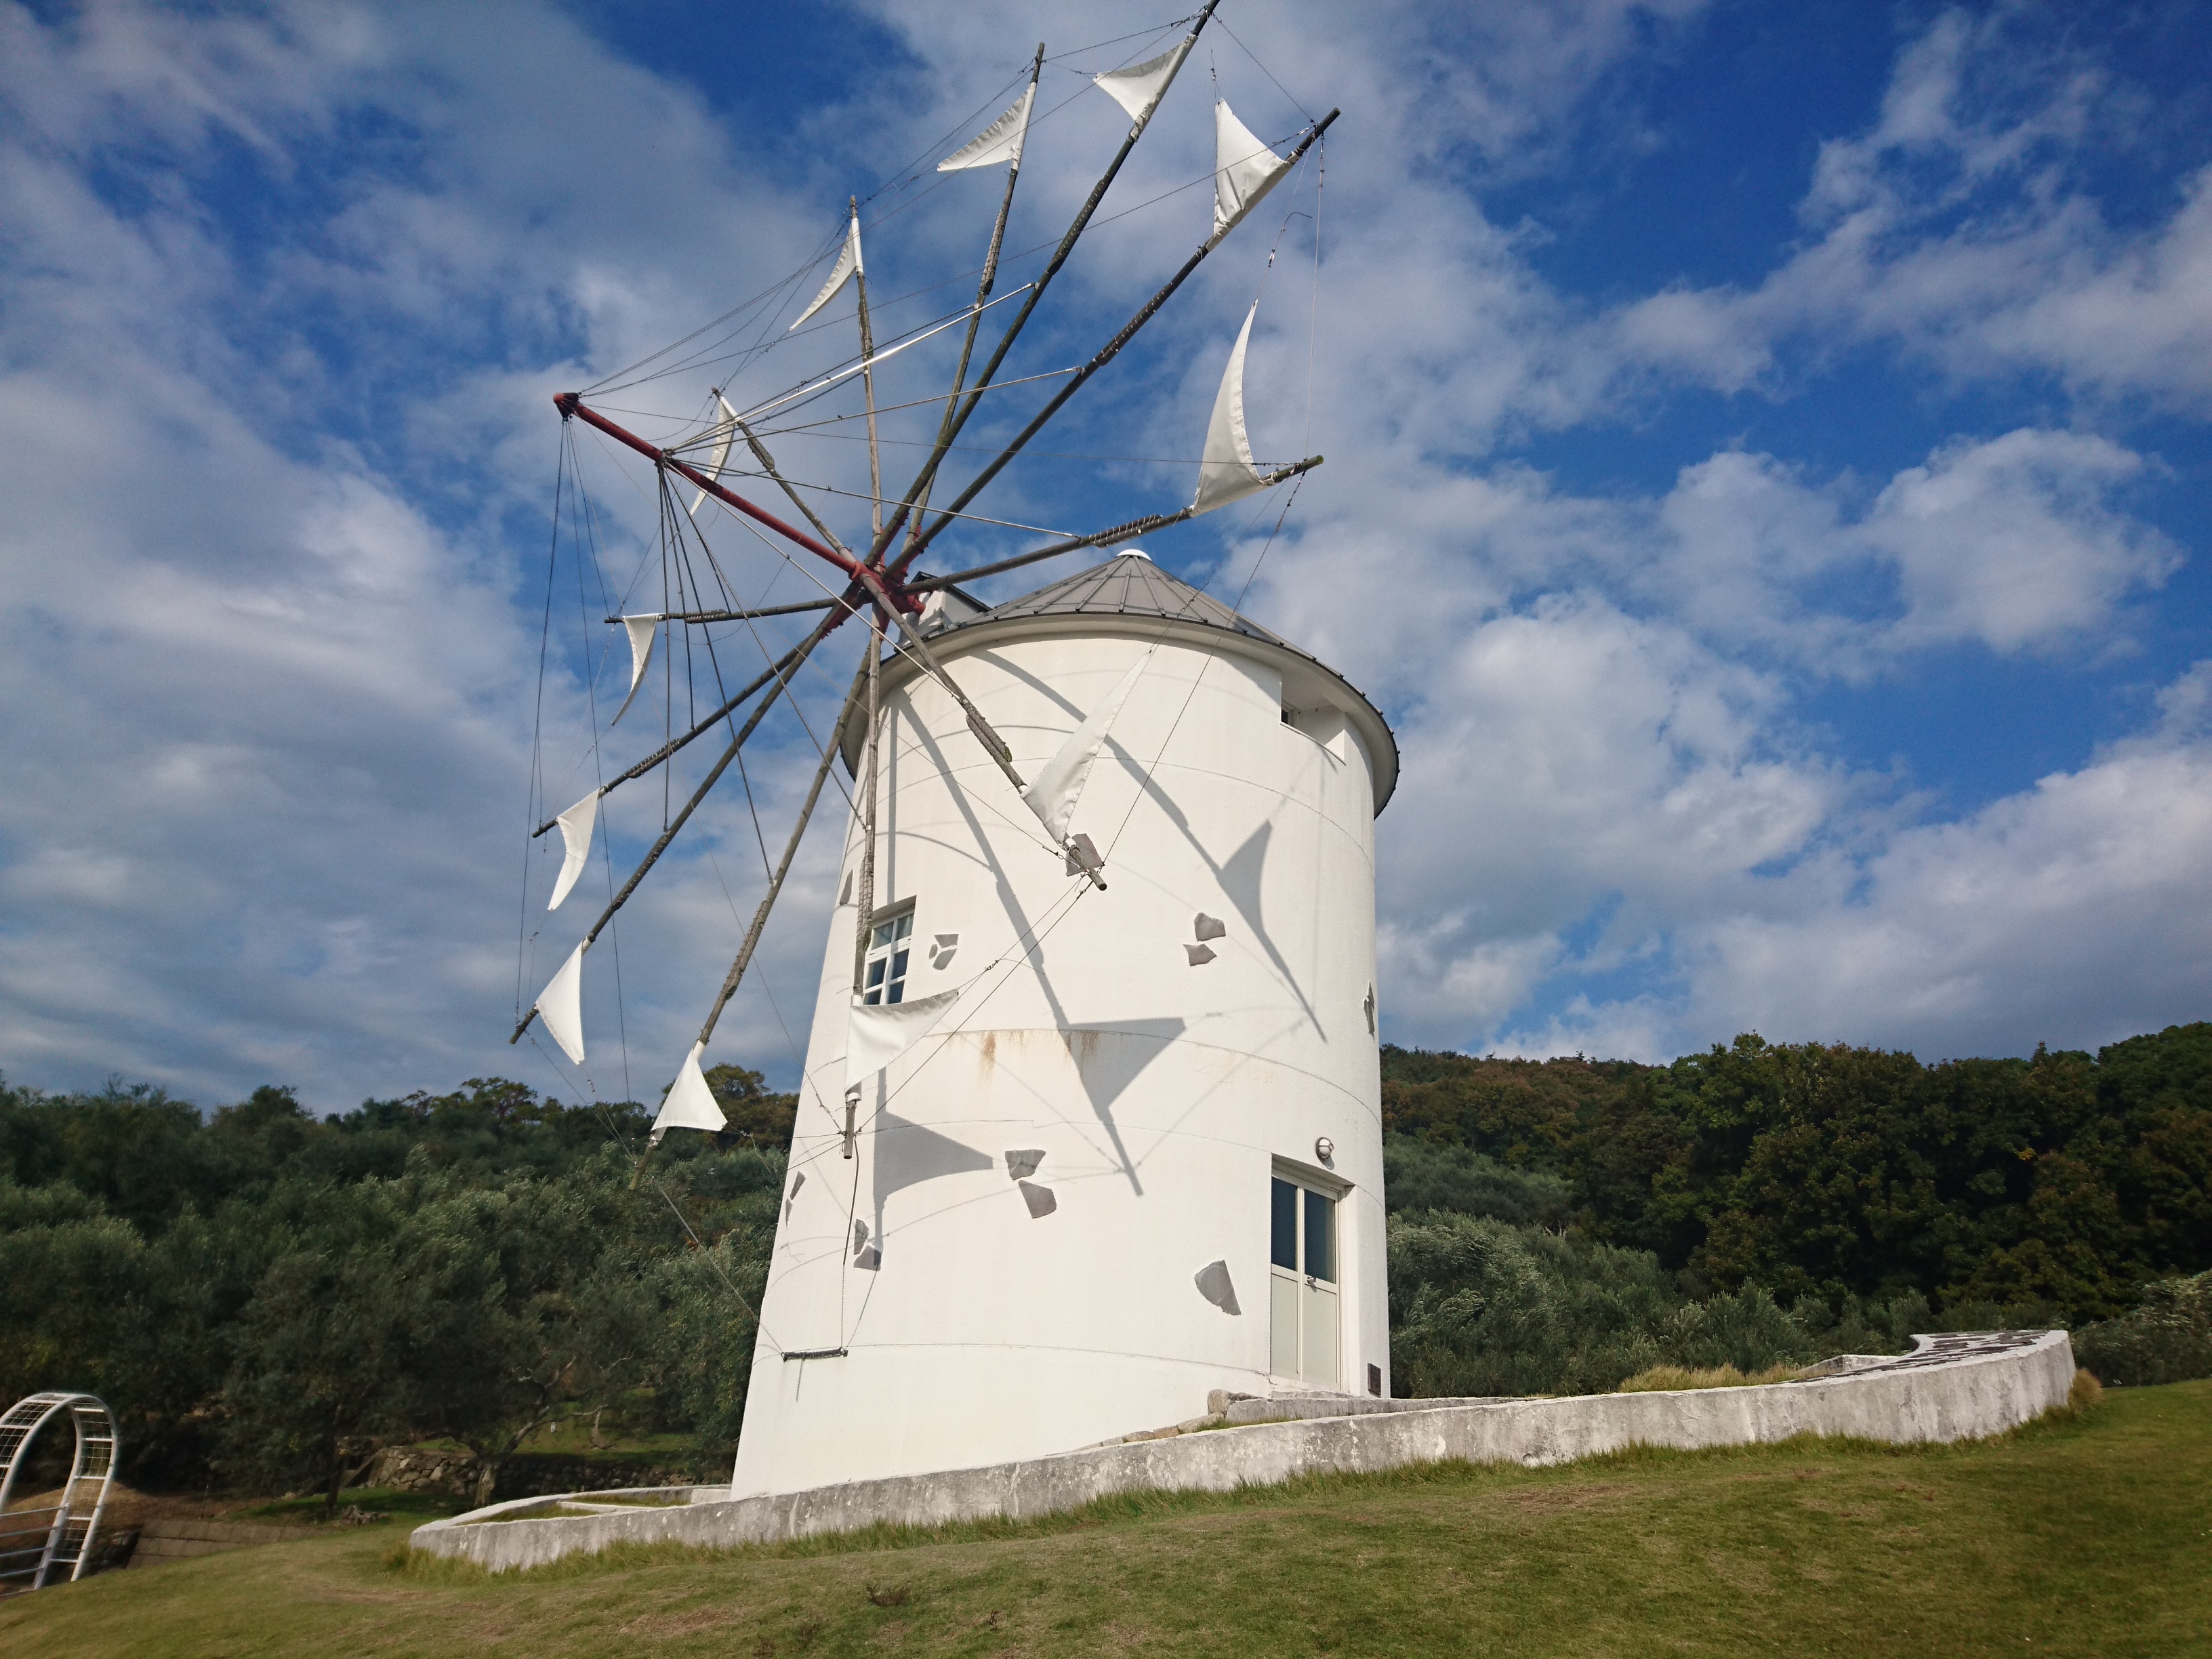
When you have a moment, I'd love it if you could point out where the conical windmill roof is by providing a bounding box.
[886,552,1398,811]
[943,552,1294,649]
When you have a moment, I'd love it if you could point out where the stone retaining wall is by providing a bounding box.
[367,1446,480,1496]
[413,1330,2075,1573]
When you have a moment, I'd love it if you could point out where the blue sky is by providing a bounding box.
[4,0,2210,1110]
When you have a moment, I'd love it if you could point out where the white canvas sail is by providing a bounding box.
[1022,653,1151,842]
[845,986,962,1091]
[611,615,657,725]
[790,212,863,330]
[1092,40,1193,124]
[548,788,601,911]
[1191,304,1267,514]
[939,83,1036,172]
[1214,101,1292,237]
[651,1042,729,1146]
[535,941,588,1065]
[688,393,741,515]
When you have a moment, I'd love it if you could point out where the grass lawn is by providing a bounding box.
[230,1487,476,1525]
[4,1380,2205,1658]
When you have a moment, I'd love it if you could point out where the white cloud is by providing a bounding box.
[1864,428,2177,653]
[1610,7,2212,408]
[0,0,2204,1107]
[1246,420,2176,712]
[1651,428,2177,666]
[1674,659,2212,1059]
[1453,656,2212,1064]
[1239,413,2186,1062]
[0,0,882,1105]
[1367,595,1849,1041]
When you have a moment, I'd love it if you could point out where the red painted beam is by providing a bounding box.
[553,392,920,613]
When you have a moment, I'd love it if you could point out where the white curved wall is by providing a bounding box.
[731,623,1387,1498]
[425,1332,2078,1568]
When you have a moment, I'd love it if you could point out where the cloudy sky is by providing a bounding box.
[4,0,2209,1111]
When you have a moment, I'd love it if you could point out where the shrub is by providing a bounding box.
[1387,1214,1817,1398]
[2072,1271,2212,1387]
[1616,1364,1799,1392]
[1382,1139,1572,1227]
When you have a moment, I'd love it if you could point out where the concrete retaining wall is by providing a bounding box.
[412,1330,2074,1573]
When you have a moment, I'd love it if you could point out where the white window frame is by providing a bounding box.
[861,901,916,1006]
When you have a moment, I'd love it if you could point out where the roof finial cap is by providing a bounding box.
[1113,546,1153,561]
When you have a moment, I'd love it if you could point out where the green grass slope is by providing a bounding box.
[5,1382,2207,1658]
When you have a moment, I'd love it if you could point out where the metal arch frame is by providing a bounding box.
[0,1391,119,1593]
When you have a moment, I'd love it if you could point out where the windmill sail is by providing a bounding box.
[689,394,741,515]
[845,986,962,1090]
[1191,304,1267,514]
[790,211,863,330]
[1214,102,1293,237]
[535,941,588,1065]
[611,616,658,725]
[651,1042,729,1146]
[548,788,602,911]
[1092,40,1193,124]
[1022,652,1150,842]
[939,84,1036,172]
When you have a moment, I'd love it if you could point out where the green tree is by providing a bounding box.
[704,1065,799,1148]
[219,1235,415,1513]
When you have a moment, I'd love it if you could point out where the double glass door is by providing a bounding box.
[1269,1174,1338,1388]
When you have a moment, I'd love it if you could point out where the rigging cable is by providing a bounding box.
[828,165,1333,1339]
[572,422,637,1099]
[594,30,1276,401]
[541,12,1315,1348]
[694,494,1068,865]
[590,15,1194,394]
[670,485,858,815]
[518,439,802,1342]
[523,1029,775,1337]
[518,432,567,1021]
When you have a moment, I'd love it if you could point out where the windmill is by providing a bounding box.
[510,7,1395,1492]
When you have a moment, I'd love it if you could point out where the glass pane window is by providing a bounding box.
[1303,1188,1334,1283]
[862,910,914,1005]
[1271,1178,1298,1270]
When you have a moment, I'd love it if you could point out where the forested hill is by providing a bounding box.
[1,1028,2206,1497]
[1380,1023,2212,1322]
[0,1068,796,1498]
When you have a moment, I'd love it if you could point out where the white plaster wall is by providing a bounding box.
[731,623,1387,1498]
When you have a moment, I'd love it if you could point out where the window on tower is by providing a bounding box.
[863,907,915,1004]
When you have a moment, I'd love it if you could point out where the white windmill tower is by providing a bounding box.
[508,9,1372,1497]
[731,550,1396,1494]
